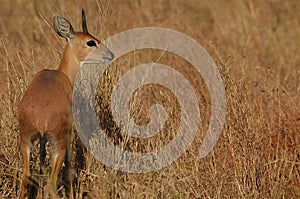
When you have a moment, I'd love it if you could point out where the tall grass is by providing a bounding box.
[0,0,299,198]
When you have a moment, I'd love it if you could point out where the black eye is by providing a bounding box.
[86,40,97,47]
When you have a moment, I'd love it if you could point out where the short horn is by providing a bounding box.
[82,9,88,34]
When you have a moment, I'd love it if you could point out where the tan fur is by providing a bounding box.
[18,10,113,199]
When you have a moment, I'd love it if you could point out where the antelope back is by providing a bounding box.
[18,70,73,135]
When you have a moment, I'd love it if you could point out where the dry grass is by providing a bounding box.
[1,0,300,198]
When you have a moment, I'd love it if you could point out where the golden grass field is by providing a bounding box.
[1,0,300,198]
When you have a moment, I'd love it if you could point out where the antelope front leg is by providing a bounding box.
[62,144,72,199]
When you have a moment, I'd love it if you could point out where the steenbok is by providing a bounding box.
[18,9,114,198]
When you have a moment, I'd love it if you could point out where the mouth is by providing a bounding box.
[102,57,113,63]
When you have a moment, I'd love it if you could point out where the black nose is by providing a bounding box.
[103,50,114,63]
[103,49,115,63]
[108,50,114,61]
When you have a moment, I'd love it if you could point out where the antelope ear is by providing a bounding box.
[53,16,75,40]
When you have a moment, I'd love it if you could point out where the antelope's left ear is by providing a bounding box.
[53,16,75,41]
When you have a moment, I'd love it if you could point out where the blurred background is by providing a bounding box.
[0,0,299,198]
